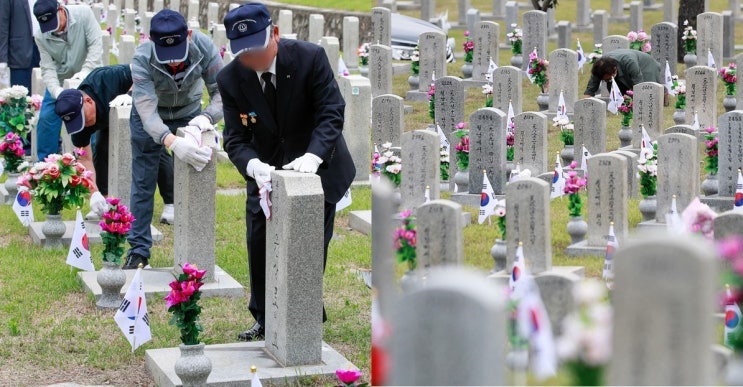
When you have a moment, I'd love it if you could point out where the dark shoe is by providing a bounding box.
[237,322,265,341]
[122,253,149,270]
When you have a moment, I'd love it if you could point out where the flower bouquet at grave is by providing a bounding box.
[564,164,587,217]
[100,197,135,265]
[528,50,549,93]
[704,126,719,176]
[556,279,612,386]
[336,368,368,387]
[588,44,602,65]
[674,80,687,109]
[410,45,420,76]
[377,143,402,187]
[0,85,41,140]
[553,116,574,146]
[482,83,494,108]
[358,43,370,67]
[617,90,634,127]
[0,133,26,175]
[680,198,716,240]
[16,150,93,215]
[394,210,417,271]
[440,147,450,181]
[428,82,436,123]
[463,31,474,64]
[454,123,470,171]
[507,24,523,56]
[682,20,697,55]
[637,142,658,198]
[506,119,515,162]
[719,63,737,96]
[166,263,207,346]
[627,30,651,53]
[494,202,506,239]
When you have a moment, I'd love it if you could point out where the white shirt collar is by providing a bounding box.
[256,56,278,87]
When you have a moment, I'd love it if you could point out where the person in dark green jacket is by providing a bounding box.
[583,49,665,103]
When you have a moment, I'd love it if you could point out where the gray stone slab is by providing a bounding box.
[632,82,665,147]
[491,66,523,115]
[343,17,360,70]
[574,98,607,168]
[714,211,743,240]
[699,195,734,212]
[29,221,163,247]
[434,76,465,132]
[319,37,340,76]
[145,341,353,387]
[586,153,629,246]
[656,133,700,222]
[369,44,393,97]
[603,34,630,53]
[471,21,499,82]
[697,12,723,68]
[593,10,608,46]
[372,94,404,147]
[349,210,372,235]
[652,22,678,77]
[77,264,243,300]
[339,76,372,182]
[718,111,743,198]
[506,177,551,273]
[488,265,585,288]
[416,200,464,268]
[535,271,579,336]
[513,111,548,176]
[565,240,609,257]
[521,11,547,71]
[108,106,133,207]
[418,31,448,92]
[401,130,440,210]
[468,108,507,195]
[548,49,579,114]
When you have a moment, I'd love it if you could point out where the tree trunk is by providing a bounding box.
[677,0,705,63]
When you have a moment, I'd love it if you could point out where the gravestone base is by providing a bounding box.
[29,221,163,246]
[77,265,243,300]
[404,105,414,114]
[632,219,668,233]
[0,186,9,204]
[487,265,585,287]
[573,23,593,32]
[145,341,354,387]
[392,63,411,75]
[480,12,505,21]
[700,196,734,213]
[349,209,471,236]
[406,90,430,102]
[565,240,607,257]
[543,112,574,121]
[450,192,493,208]
[462,79,489,89]
[395,1,420,10]
[609,15,630,22]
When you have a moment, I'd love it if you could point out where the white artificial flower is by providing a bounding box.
[573,279,606,305]
[386,164,401,174]
[383,150,394,158]
[482,84,493,95]
[381,142,392,149]
[377,156,388,164]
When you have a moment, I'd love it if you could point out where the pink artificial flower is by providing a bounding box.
[108,197,121,206]
[463,30,470,37]
[627,31,638,42]
[47,165,60,179]
[30,94,42,110]
[706,126,716,134]
[641,42,652,52]
[16,174,31,189]
[336,369,362,385]
[0,142,7,152]
[182,263,207,280]
[456,122,466,130]
[61,153,76,166]
[637,30,648,41]
[569,161,578,169]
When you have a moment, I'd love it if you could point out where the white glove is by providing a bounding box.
[283,153,322,174]
[168,136,212,171]
[0,63,8,89]
[71,71,89,80]
[247,158,275,188]
[90,191,108,215]
[188,114,214,132]
[109,94,132,107]
[51,86,64,99]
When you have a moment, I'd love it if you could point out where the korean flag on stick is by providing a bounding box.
[602,222,618,288]
[580,144,592,172]
[556,90,568,121]
[66,209,94,271]
[708,48,717,69]
[725,284,742,348]
[607,77,624,114]
[550,153,566,200]
[576,39,586,72]
[664,60,676,96]
[436,124,450,155]
[114,268,152,352]
[734,169,743,212]
[479,170,497,224]
[13,188,34,226]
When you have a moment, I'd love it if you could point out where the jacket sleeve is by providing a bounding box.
[197,34,224,124]
[81,7,102,74]
[305,46,346,164]
[0,0,10,64]
[131,51,170,144]
[584,74,600,96]
[621,54,643,88]
[219,72,257,181]
[36,36,63,97]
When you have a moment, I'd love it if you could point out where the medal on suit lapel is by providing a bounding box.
[240,113,248,126]
[249,112,257,124]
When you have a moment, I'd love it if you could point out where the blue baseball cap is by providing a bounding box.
[55,89,86,135]
[33,0,60,34]
[150,9,189,64]
[224,3,273,55]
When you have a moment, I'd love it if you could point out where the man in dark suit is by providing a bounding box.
[218,2,355,341]
[0,0,41,91]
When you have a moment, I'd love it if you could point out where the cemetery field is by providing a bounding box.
[267,0,370,12]
[0,167,371,385]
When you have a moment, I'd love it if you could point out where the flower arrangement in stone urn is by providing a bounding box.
[673,78,687,124]
[637,142,658,222]
[96,197,135,309]
[395,209,417,291]
[627,30,651,53]
[358,43,370,77]
[564,162,588,244]
[336,367,368,387]
[440,146,450,182]
[702,126,719,195]
[720,63,738,111]
[462,30,475,78]
[617,90,634,127]
[490,200,508,272]
[507,24,523,67]
[0,132,25,177]
[527,49,549,110]
[373,143,401,187]
[482,82,494,108]
[554,116,575,165]
[682,20,697,67]
[408,45,420,90]
[506,122,515,163]
[166,263,211,386]
[680,197,717,241]
[588,43,602,64]
[428,81,436,124]
[0,85,40,140]
[454,122,470,192]
[17,150,92,248]
[557,279,613,386]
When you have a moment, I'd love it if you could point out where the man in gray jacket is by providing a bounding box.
[33,0,101,161]
[124,9,223,269]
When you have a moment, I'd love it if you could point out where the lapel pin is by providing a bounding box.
[240,113,248,126]
[249,112,257,124]
[287,74,291,79]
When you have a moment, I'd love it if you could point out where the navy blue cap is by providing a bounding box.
[224,3,273,55]
[55,89,85,135]
[33,0,60,34]
[150,9,189,64]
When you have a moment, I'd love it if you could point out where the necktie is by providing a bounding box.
[261,72,277,117]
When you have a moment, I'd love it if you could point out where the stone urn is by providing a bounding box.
[175,343,212,386]
[639,195,657,222]
[560,144,575,166]
[400,270,419,293]
[510,54,523,68]
[453,170,469,193]
[96,261,126,309]
[566,216,588,244]
[408,74,419,91]
[618,126,633,148]
[727,353,743,386]
[461,62,473,79]
[359,65,369,78]
[673,109,686,125]
[724,95,737,112]
[42,213,66,249]
[490,239,507,273]
[701,174,719,196]
[683,53,697,69]
[536,93,549,111]
[4,172,19,204]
